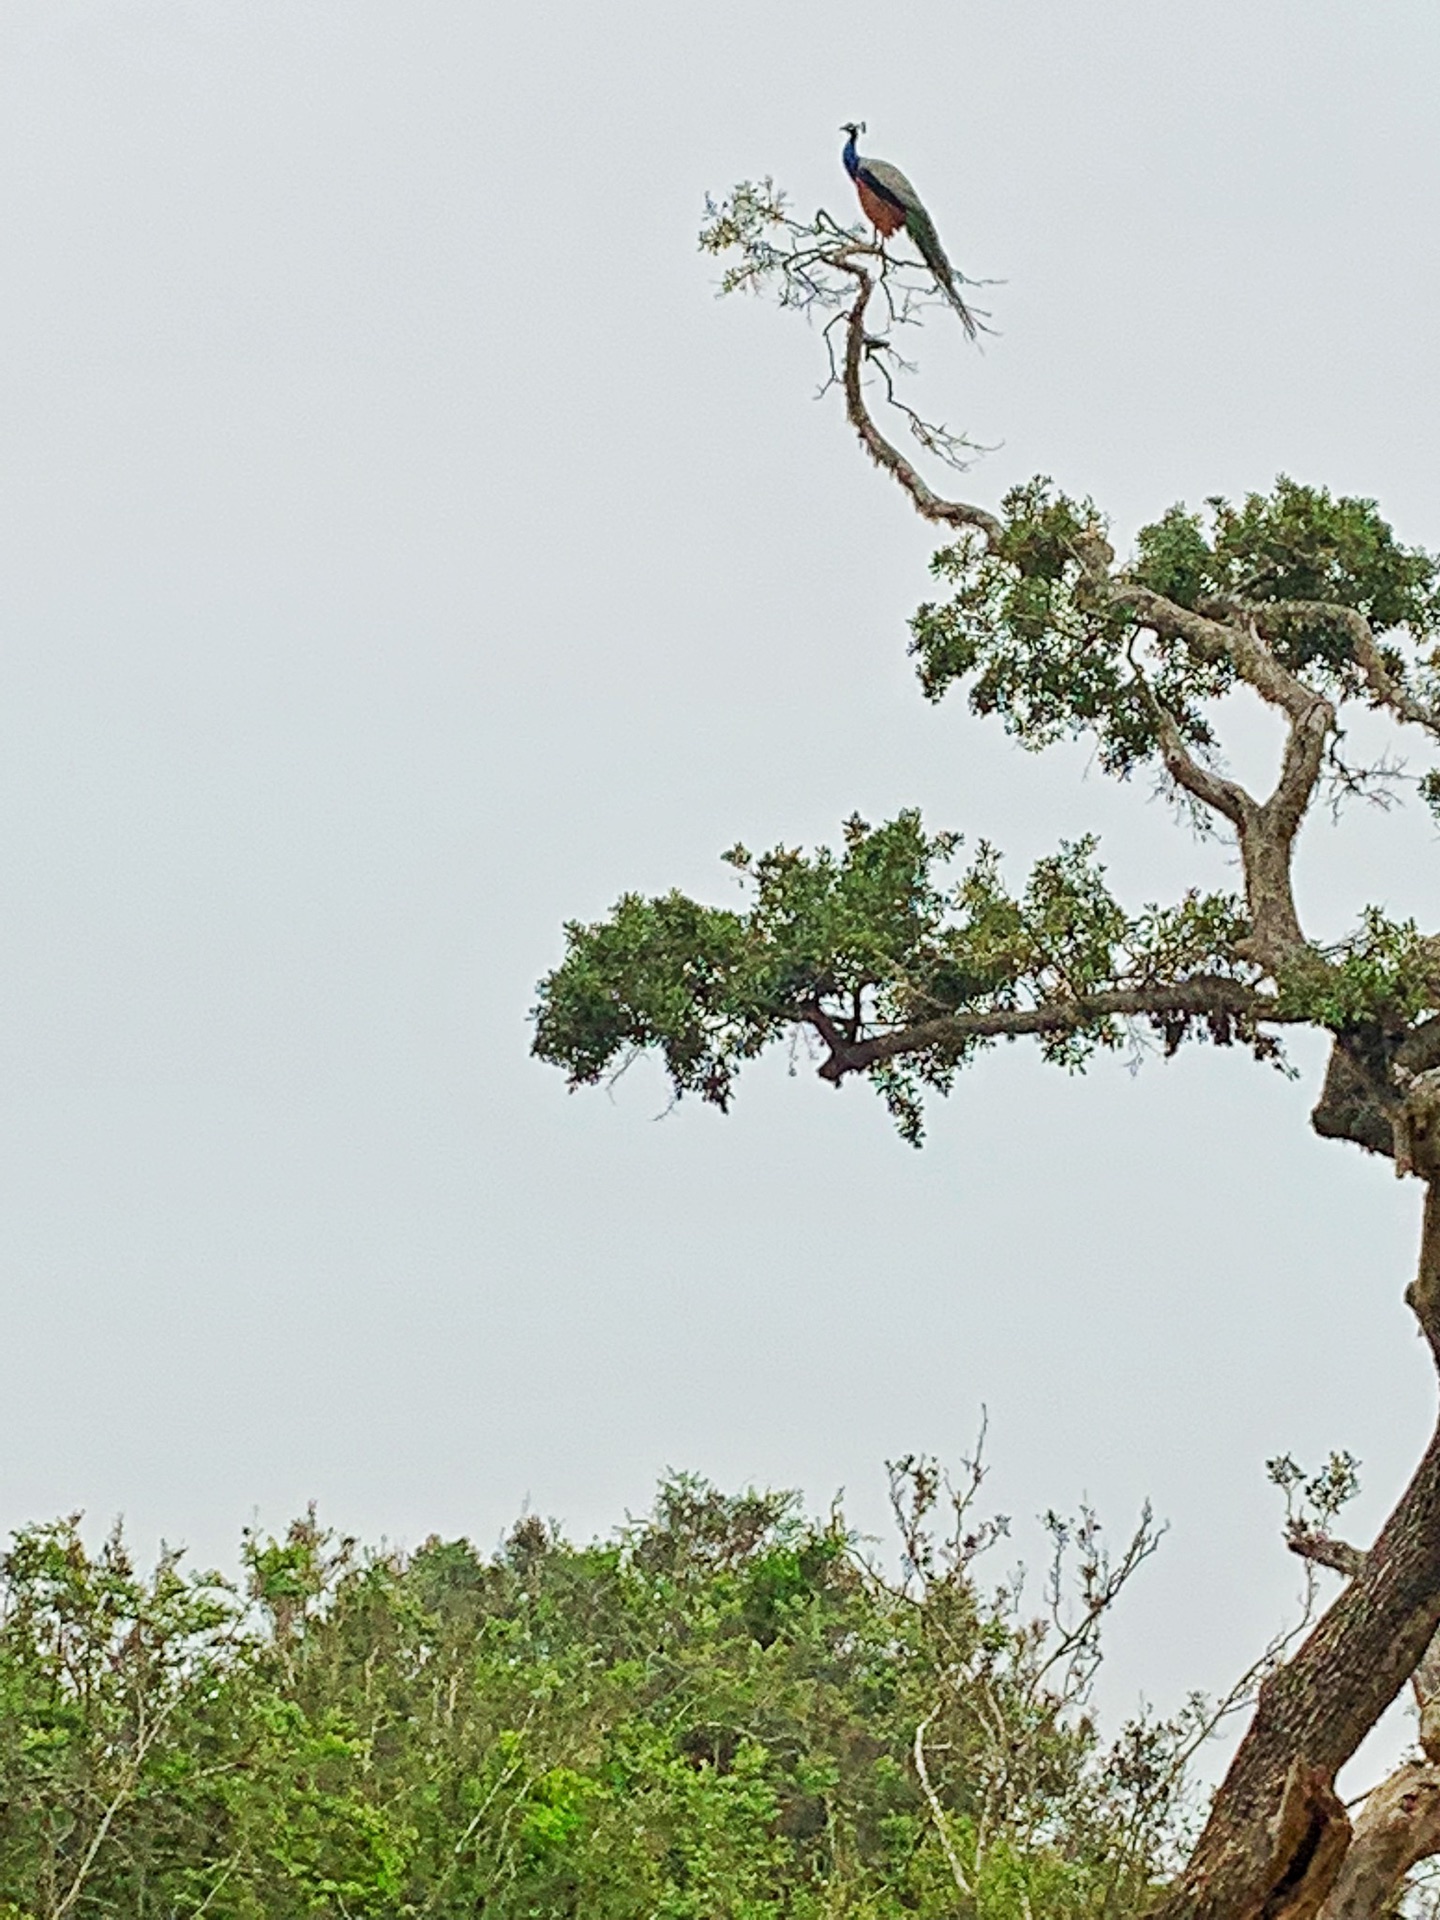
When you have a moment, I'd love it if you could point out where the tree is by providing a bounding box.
[532,179,1440,1919]
[0,1476,1190,1918]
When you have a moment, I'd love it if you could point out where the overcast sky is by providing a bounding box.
[1,0,1438,1783]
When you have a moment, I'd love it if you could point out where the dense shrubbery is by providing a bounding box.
[0,1468,1193,1919]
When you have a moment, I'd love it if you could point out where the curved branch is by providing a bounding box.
[1251,599,1440,742]
[838,269,1002,539]
[827,256,1339,953]
[1116,586,1336,962]
[913,1709,974,1899]
[1151,706,1253,830]
[703,178,1440,1920]
[1118,584,1337,744]
[1158,1181,1440,1920]
[807,976,1284,1083]
[1285,1526,1440,1915]
[1264,680,1335,844]
[1316,1763,1440,1920]
[1155,592,1339,726]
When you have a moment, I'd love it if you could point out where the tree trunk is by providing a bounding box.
[1156,1185,1440,1920]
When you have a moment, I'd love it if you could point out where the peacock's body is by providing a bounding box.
[841,123,977,339]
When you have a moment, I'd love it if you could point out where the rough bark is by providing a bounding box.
[808,978,1279,1084]
[1153,1187,1440,1920]
[1311,1040,1399,1161]
[1314,1764,1440,1920]
[1273,1534,1440,1915]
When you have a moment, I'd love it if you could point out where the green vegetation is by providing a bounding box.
[536,182,1440,1920]
[0,1468,1195,1919]
[535,471,1440,1148]
[534,813,1265,1143]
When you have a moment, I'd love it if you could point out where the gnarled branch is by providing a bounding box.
[837,267,1002,539]
[807,976,1284,1083]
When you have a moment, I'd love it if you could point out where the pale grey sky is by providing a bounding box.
[1,0,1437,1773]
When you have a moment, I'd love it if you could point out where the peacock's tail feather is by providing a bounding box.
[904,205,979,340]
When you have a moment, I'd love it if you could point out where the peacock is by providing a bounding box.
[840,122,978,339]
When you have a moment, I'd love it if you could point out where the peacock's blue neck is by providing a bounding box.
[841,132,860,179]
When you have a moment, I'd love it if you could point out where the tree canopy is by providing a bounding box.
[0,1469,1193,1919]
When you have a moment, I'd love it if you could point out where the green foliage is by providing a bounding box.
[910,480,1224,776]
[1274,911,1440,1032]
[535,471,1440,1138]
[531,890,759,1108]
[533,813,1258,1142]
[698,180,812,303]
[912,477,1440,774]
[1266,1450,1362,1536]
[0,1474,1190,1918]
[1132,478,1440,683]
[0,1516,247,1918]
[675,184,1440,1165]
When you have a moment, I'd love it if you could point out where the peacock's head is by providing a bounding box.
[840,121,866,141]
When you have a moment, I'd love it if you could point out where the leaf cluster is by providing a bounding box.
[698,180,818,303]
[911,477,1440,776]
[911,480,1222,777]
[1274,910,1440,1033]
[1132,478,1440,690]
[533,814,1257,1142]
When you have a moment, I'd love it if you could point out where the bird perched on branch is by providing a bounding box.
[841,122,978,339]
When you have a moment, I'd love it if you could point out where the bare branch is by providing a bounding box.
[1118,591,1336,808]
[837,268,1002,539]
[1263,668,1336,847]
[1321,739,1408,820]
[701,172,1440,1920]
[53,1695,179,1920]
[914,1709,975,1900]
[1114,590,1336,964]
[1151,705,1253,831]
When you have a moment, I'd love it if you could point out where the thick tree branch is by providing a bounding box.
[1400,1018,1440,1079]
[1262,676,1335,848]
[806,976,1281,1083]
[1316,1763,1440,1920]
[833,280,1339,975]
[1419,1628,1440,1762]
[839,267,1337,977]
[701,190,1440,1920]
[1283,1517,1440,1917]
[1151,705,1253,830]
[1256,599,1440,742]
[1307,1028,1440,1166]
[1311,1040,1400,1160]
[1115,588,1336,965]
[1292,1519,1440,1758]
[1118,586,1327,730]
[1409,1183,1440,1360]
